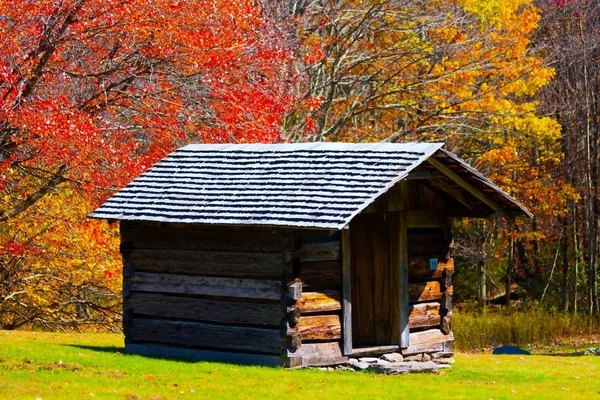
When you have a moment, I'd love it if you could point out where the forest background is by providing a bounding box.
[0,0,598,347]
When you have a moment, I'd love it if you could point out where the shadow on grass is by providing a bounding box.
[65,344,124,354]
[63,344,227,365]
[537,351,586,357]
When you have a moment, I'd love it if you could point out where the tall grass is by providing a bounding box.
[453,306,600,351]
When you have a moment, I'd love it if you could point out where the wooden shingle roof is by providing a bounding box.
[90,143,531,229]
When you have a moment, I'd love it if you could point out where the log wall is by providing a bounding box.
[404,181,454,355]
[120,221,302,366]
[121,221,346,367]
[285,231,347,367]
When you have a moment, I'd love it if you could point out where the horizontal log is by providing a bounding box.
[408,281,444,303]
[126,344,283,366]
[127,318,283,354]
[409,302,441,329]
[297,241,341,262]
[403,329,455,356]
[127,249,284,278]
[297,261,341,290]
[128,272,282,300]
[121,227,289,253]
[125,292,283,327]
[298,291,342,314]
[350,345,401,357]
[285,342,346,367]
[408,257,455,281]
[296,315,341,341]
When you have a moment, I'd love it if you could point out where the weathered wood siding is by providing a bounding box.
[120,221,300,366]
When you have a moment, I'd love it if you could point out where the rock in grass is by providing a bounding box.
[348,358,370,370]
[584,348,600,356]
[433,357,455,365]
[403,354,423,362]
[492,345,531,355]
[369,361,450,375]
[380,352,404,363]
[358,357,380,363]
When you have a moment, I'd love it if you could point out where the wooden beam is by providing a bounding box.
[127,272,282,300]
[409,302,441,329]
[426,156,513,222]
[341,228,352,355]
[427,178,474,210]
[298,291,342,314]
[403,329,454,356]
[128,318,283,354]
[296,315,341,341]
[125,292,284,327]
[399,211,410,348]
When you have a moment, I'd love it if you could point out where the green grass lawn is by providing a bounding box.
[1,330,598,400]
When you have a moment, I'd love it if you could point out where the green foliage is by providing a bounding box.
[1,331,599,399]
[454,306,600,351]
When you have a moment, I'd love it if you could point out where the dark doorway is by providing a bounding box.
[350,212,400,347]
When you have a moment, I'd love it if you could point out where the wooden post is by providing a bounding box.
[399,211,410,348]
[342,228,352,355]
[393,181,409,348]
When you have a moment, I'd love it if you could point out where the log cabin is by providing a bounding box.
[90,143,532,367]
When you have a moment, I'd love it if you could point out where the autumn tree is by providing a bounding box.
[282,0,570,307]
[535,0,600,315]
[0,0,297,330]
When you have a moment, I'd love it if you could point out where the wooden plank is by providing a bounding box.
[296,315,341,341]
[408,257,455,281]
[126,343,283,366]
[374,212,391,344]
[297,241,341,262]
[342,228,352,355]
[350,345,401,357]
[388,212,401,346]
[125,292,283,327]
[128,318,283,354]
[285,342,347,367]
[128,249,284,278]
[121,227,286,253]
[352,215,376,345]
[399,211,410,348]
[408,302,441,329]
[298,291,342,314]
[297,261,341,290]
[426,156,511,220]
[403,328,454,356]
[128,272,282,300]
[408,281,444,303]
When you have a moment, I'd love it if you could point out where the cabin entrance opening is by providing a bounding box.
[350,212,402,348]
